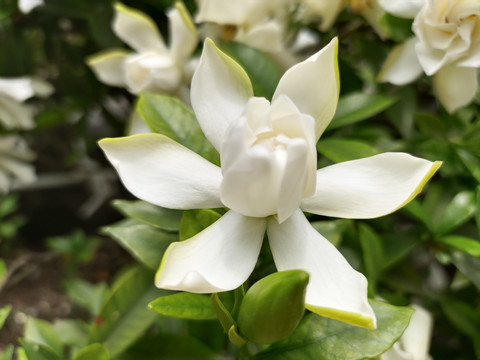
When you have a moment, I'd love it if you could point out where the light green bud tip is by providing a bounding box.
[237,270,309,344]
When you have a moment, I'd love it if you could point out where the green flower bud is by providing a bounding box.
[237,270,309,344]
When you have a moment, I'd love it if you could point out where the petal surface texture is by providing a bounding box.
[301,153,442,219]
[87,50,129,88]
[433,65,478,113]
[273,37,339,140]
[191,39,253,152]
[98,133,223,209]
[155,211,266,292]
[267,210,376,329]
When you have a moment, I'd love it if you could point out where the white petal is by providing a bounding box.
[168,2,198,62]
[302,0,344,31]
[98,133,223,209]
[112,3,166,53]
[267,210,376,329]
[301,153,442,219]
[433,65,478,114]
[155,211,266,292]
[0,77,35,102]
[86,50,129,88]
[191,39,253,152]
[401,304,433,358]
[272,37,339,141]
[377,0,424,18]
[195,0,251,25]
[378,37,424,85]
[18,0,43,13]
[0,96,35,130]
[235,21,285,53]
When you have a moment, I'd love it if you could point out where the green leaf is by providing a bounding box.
[386,86,416,138]
[0,305,12,329]
[0,345,14,360]
[53,319,89,348]
[436,191,476,235]
[403,199,433,231]
[88,265,169,358]
[219,41,282,100]
[451,252,480,290]
[179,209,222,241]
[317,138,379,163]
[19,340,60,360]
[0,260,6,288]
[311,219,353,247]
[254,300,414,360]
[441,298,480,340]
[111,199,182,231]
[211,293,236,334]
[457,148,480,183]
[0,194,18,218]
[73,343,109,360]
[149,292,216,320]
[477,186,480,239]
[358,223,384,293]
[137,93,219,165]
[65,279,107,317]
[378,13,414,42]
[327,92,397,130]
[102,219,177,270]
[438,236,480,257]
[24,318,64,357]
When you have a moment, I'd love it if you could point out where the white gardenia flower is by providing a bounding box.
[18,0,43,13]
[99,38,441,329]
[0,135,36,193]
[378,0,480,113]
[0,77,53,130]
[87,2,197,99]
[380,304,434,360]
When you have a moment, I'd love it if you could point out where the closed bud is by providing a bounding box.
[237,270,309,344]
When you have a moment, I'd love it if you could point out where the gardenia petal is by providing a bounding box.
[433,65,478,114]
[191,38,253,152]
[267,210,376,329]
[86,50,130,88]
[235,20,285,53]
[195,0,251,25]
[0,77,35,102]
[377,0,424,19]
[155,211,266,292]
[0,96,35,130]
[378,37,424,85]
[113,3,167,54]
[98,133,223,209]
[273,37,339,141]
[168,2,198,63]
[301,153,442,219]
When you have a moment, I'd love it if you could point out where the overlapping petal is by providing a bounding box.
[433,65,478,113]
[112,3,166,54]
[168,2,198,63]
[0,96,35,130]
[86,50,130,88]
[267,210,376,329]
[301,153,442,219]
[378,37,424,85]
[191,39,253,152]
[155,211,266,292]
[273,37,339,140]
[195,0,251,25]
[0,77,36,102]
[98,133,223,209]
[378,0,424,19]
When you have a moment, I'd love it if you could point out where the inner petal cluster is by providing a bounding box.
[220,94,317,223]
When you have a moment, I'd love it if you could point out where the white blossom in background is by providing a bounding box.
[380,304,434,360]
[0,135,36,193]
[99,37,441,329]
[18,0,43,13]
[87,2,198,103]
[378,0,480,113]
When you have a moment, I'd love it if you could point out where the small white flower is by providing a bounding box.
[99,38,441,329]
[0,135,36,193]
[378,0,480,113]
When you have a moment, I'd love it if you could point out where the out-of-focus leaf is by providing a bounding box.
[219,41,282,100]
[438,236,480,257]
[416,113,448,139]
[441,298,480,346]
[382,231,420,269]
[358,223,384,293]
[137,93,219,165]
[73,343,109,360]
[254,300,413,360]
[451,252,480,289]
[88,265,168,358]
[378,13,413,42]
[19,340,60,360]
[436,191,476,235]
[0,344,14,360]
[386,86,416,138]
[65,279,107,317]
[457,148,480,183]
[111,199,182,231]
[53,319,89,348]
[328,92,397,130]
[0,260,6,286]
[179,209,222,241]
[102,219,177,270]
[311,219,352,247]
[403,199,433,231]
[0,305,11,329]
[317,138,379,163]
[24,318,64,358]
[477,186,480,239]
[149,293,216,320]
[0,194,18,218]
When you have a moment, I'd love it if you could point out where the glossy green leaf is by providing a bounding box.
[88,265,169,358]
[327,92,397,130]
[358,223,384,293]
[311,219,352,247]
[451,252,480,289]
[254,300,414,360]
[219,41,282,100]
[436,191,476,235]
[0,305,11,329]
[111,199,183,231]
[438,236,480,257]
[317,138,379,163]
[211,293,236,334]
[24,318,64,357]
[179,209,222,241]
[102,219,177,270]
[149,292,216,320]
[65,279,108,317]
[137,93,219,165]
[0,345,14,360]
[73,343,109,360]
